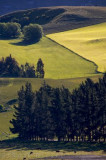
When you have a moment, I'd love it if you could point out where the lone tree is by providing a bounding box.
[23,24,43,43]
[36,58,45,78]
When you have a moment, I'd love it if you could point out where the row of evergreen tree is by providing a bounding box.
[10,74,106,142]
[0,55,44,78]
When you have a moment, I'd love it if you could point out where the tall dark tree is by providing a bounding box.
[4,54,20,77]
[32,82,55,140]
[10,83,34,139]
[36,58,45,78]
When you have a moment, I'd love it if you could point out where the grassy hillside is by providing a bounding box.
[0,111,14,140]
[47,23,106,72]
[0,6,106,34]
[0,36,97,79]
[0,0,106,16]
[0,75,102,105]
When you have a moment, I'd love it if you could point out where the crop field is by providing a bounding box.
[47,23,106,73]
[0,36,97,79]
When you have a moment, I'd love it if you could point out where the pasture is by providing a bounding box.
[47,23,106,72]
[0,139,105,160]
[0,75,102,105]
[0,36,97,79]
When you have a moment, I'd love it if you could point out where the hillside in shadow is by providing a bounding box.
[0,6,106,34]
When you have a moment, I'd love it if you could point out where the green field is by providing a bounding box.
[0,36,97,79]
[0,111,14,140]
[0,75,102,105]
[47,23,106,72]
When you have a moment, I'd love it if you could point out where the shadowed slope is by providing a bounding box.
[0,6,106,34]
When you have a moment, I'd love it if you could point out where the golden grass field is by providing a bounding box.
[47,22,106,72]
[0,140,105,160]
[0,36,97,79]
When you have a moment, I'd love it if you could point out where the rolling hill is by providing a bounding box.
[0,75,102,105]
[47,22,106,72]
[0,37,97,79]
[0,6,106,34]
[0,0,106,16]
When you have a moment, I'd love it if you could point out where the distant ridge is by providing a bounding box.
[0,0,106,15]
[0,6,106,34]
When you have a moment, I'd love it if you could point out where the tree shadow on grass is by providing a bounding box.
[10,39,40,46]
[0,138,105,153]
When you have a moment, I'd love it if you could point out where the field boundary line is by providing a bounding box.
[46,36,101,74]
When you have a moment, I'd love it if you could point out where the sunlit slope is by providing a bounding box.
[0,37,96,79]
[47,23,106,72]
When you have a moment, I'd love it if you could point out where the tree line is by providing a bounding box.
[10,74,106,142]
[0,55,44,78]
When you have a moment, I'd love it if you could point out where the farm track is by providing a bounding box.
[30,155,106,160]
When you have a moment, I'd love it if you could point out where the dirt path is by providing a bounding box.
[43,155,106,160]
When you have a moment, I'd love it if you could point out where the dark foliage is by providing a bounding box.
[23,24,43,43]
[0,22,21,39]
[0,55,45,78]
[0,104,5,112]
[10,74,106,142]
[36,58,44,78]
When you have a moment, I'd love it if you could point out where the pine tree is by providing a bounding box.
[10,83,34,140]
[36,58,45,78]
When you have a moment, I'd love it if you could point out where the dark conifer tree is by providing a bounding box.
[36,58,45,78]
[10,86,26,138]
[33,82,55,140]
[10,75,106,142]
[10,83,34,140]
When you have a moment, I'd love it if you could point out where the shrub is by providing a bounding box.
[0,22,21,39]
[0,23,7,38]
[23,24,43,43]
[0,104,5,112]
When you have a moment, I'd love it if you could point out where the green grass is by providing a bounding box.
[47,22,106,73]
[0,139,105,160]
[0,75,102,105]
[0,36,97,79]
[0,111,14,140]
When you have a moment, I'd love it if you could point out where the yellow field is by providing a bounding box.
[0,140,105,160]
[47,23,106,72]
[0,36,97,79]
